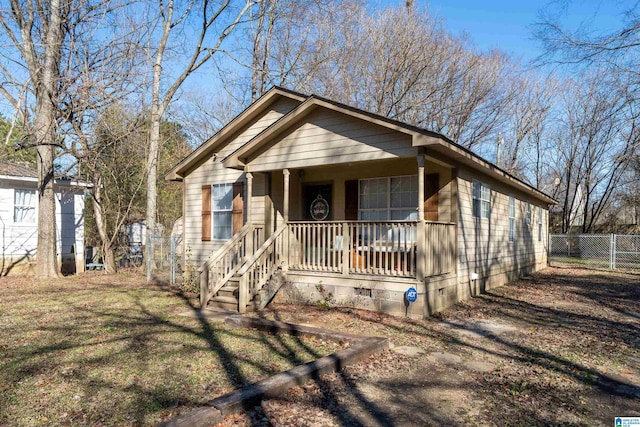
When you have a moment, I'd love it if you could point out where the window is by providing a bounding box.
[212,183,233,240]
[14,189,36,223]
[508,196,515,242]
[538,207,543,241]
[472,181,490,219]
[359,175,418,221]
[526,203,532,226]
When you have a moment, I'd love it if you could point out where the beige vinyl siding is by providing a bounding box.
[218,98,301,159]
[457,167,548,288]
[183,100,298,265]
[247,108,414,172]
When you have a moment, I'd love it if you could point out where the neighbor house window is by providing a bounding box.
[538,207,543,241]
[526,203,532,226]
[508,196,515,242]
[359,175,418,221]
[212,183,233,240]
[14,189,36,223]
[472,181,490,219]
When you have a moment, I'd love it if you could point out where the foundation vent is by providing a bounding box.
[354,287,372,297]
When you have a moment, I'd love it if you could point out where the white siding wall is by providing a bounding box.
[0,183,38,258]
[456,167,548,288]
[247,108,414,172]
[183,98,298,265]
[1,179,86,273]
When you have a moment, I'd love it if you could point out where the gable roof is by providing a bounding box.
[169,87,556,205]
[165,86,307,181]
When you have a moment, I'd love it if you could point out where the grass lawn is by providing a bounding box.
[0,273,340,426]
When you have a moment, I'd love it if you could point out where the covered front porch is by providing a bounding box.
[200,155,459,313]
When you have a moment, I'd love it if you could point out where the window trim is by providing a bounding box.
[211,182,234,241]
[472,180,491,219]
[13,188,37,224]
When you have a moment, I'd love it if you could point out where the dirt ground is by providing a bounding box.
[223,266,640,426]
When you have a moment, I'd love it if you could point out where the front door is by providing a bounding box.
[303,184,332,221]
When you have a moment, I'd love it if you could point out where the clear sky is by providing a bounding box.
[372,0,631,63]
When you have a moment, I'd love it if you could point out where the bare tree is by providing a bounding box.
[535,2,640,73]
[0,0,121,277]
[144,0,254,253]
[546,71,639,233]
[246,2,513,149]
[500,72,557,177]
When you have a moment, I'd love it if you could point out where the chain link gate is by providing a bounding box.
[146,234,182,284]
[549,234,640,271]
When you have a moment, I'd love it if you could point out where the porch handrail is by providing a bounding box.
[199,223,264,307]
[236,224,288,313]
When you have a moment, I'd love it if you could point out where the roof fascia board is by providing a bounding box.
[223,98,319,168]
[424,146,556,205]
[165,87,306,181]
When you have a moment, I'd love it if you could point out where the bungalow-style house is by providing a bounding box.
[0,162,88,275]
[167,87,555,318]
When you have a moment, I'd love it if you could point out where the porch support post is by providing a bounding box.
[283,169,290,223]
[283,169,290,271]
[417,156,426,281]
[245,172,253,222]
[417,156,425,221]
[245,171,254,252]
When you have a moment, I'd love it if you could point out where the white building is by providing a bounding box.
[0,162,89,275]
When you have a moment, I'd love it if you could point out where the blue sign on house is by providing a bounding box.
[406,287,418,303]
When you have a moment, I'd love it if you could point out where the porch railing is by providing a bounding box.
[199,223,264,307]
[423,221,456,276]
[288,221,456,279]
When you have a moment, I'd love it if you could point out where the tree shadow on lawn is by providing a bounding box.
[253,269,639,426]
[0,279,346,425]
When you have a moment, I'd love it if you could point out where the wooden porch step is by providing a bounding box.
[208,295,238,312]
[217,285,238,299]
[208,295,256,313]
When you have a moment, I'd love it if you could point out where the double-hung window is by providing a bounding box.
[14,189,37,223]
[212,183,233,240]
[472,181,490,219]
[359,175,418,221]
[508,196,515,242]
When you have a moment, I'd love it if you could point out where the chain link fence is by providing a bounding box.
[146,234,182,284]
[549,234,640,271]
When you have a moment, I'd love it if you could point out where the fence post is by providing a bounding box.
[170,236,176,285]
[611,233,616,270]
[146,234,152,282]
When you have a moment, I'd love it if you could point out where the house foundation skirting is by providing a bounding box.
[277,271,431,318]
[277,258,547,319]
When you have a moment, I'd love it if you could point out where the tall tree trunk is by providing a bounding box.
[146,106,161,238]
[35,143,59,278]
[34,0,63,278]
[92,178,117,274]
